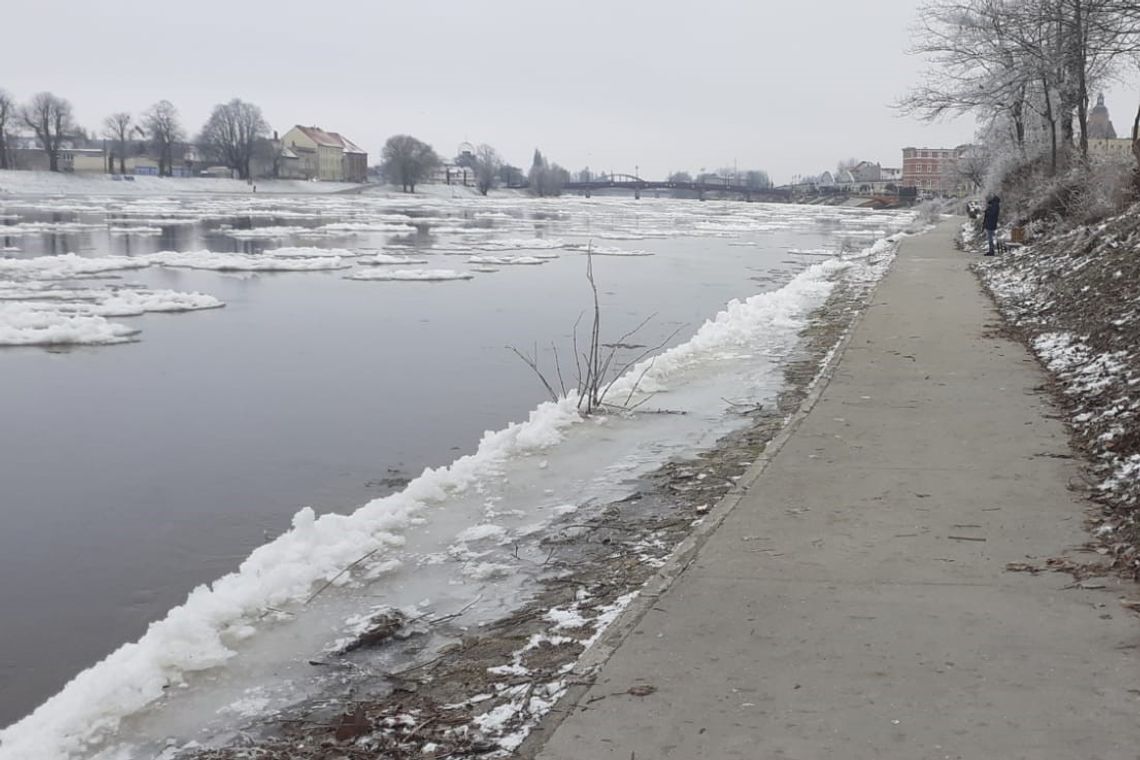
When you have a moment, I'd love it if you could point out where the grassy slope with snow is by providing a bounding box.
[975,208,1140,574]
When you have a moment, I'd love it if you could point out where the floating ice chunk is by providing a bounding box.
[260,246,363,259]
[108,226,163,236]
[565,244,652,256]
[145,250,350,271]
[319,222,419,233]
[358,252,431,266]
[94,289,224,317]
[0,303,139,346]
[225,226,331,240]
[346,268,474,281]
[0,253,150,279]
[472,237,564,251]
[467,255,547,266]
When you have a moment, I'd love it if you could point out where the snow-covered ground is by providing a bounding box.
[975,211,1140,570]
[0,192,915,758]
[0,170,361,197]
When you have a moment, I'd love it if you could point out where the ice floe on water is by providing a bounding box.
[0,253,149,279]
[143,250,351,271]
[224,225,336,240]
[346,268,475,281]
[0,303,139,346]
[467,255,548,266]
[565,244,652,256]
[260,246,363,259]
[358,252,431,266]
[92,289,224,317]
[107,226,163,236]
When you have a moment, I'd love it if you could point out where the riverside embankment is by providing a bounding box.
[528,219,1140,760]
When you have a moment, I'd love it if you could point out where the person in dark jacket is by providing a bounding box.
[982,195,1001,256]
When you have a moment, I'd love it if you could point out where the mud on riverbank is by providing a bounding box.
[189,261,887,760]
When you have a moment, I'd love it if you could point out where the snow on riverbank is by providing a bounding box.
[976,210,1140,572]
[0,226,911,760]
[0,170,362,197]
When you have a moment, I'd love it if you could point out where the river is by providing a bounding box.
[0,188,910,756]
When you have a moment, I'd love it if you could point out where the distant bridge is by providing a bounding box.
[563,174,793,201]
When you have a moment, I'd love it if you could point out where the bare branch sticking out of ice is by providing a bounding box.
[144,251,351,271]
[467,255,548,266]
[358,253,431,266]
[346,269,475,281]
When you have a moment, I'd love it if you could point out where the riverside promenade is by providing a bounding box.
[529,221,1140,759]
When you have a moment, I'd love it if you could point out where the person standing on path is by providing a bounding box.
[983,194,1001,256]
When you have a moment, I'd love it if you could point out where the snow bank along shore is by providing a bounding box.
[0,223,914,760]
[0,169,361,197]
[972,211,1140,575]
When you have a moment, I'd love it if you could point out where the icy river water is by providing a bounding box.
[0,189,911,758]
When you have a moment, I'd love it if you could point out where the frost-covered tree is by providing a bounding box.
[474,144,501,195]
[21,92,74,172]
[668,170,693,183]
[381,134,440,193]
[905,0,1140,172]
[142,100,184,177]
[0,89,14,170]
[199,99,270,180]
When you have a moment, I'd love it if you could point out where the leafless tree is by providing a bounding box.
[21,92,74,172]
[510,246,682,416]
[380,134,440,193]
[473,144,501,195]
[142,100,184,177]
[198,98,270,180]
[668,170,693,183]
[102,112,137,174]
[0,89,14,171]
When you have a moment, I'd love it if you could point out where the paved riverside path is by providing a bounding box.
[530,221,1140,759]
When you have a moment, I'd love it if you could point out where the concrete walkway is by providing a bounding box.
[530,221,1140,759]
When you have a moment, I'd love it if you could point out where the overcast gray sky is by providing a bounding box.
[2,0,1136,182]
